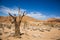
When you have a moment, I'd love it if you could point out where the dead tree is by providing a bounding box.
[8,8,25,37]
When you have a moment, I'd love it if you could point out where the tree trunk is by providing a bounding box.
[15,22,20,37]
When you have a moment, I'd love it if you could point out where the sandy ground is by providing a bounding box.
[0,23,60,40]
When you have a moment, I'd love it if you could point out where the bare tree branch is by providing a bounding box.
[18,7,21,20]
[18,11,26,26]
[8,12,14,18]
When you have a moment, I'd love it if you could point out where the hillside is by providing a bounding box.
[46,18,60,22]
[0,16,40,23]
[0,16,60,40]
[0,16,60,23]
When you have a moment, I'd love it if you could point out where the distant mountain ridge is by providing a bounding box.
[0,16,60,24]
[47,18,60,22]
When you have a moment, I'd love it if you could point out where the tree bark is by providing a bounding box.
[15,23,20,37]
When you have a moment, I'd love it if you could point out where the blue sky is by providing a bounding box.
[0,0,60,20]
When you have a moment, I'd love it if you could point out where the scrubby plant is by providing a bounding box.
[0,33,2,35]
[0,39,2,40]
[6,25,11,29]
[0,23,3,28]
[56,38,60,40]
[24,21,28,29]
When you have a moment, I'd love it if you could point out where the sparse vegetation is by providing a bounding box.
[0,38,2,40]
[0,11,60,40]
[0,33,2,35]
[56,39,60,40]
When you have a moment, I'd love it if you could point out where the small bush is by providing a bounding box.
[0,33,2,35]
[0,39,2,40]
[56,39,60,40]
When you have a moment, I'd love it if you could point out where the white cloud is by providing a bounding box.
[0,6,26,15]
[0,6,60,20]
[27,12,60,20]
[26,12,48,20]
